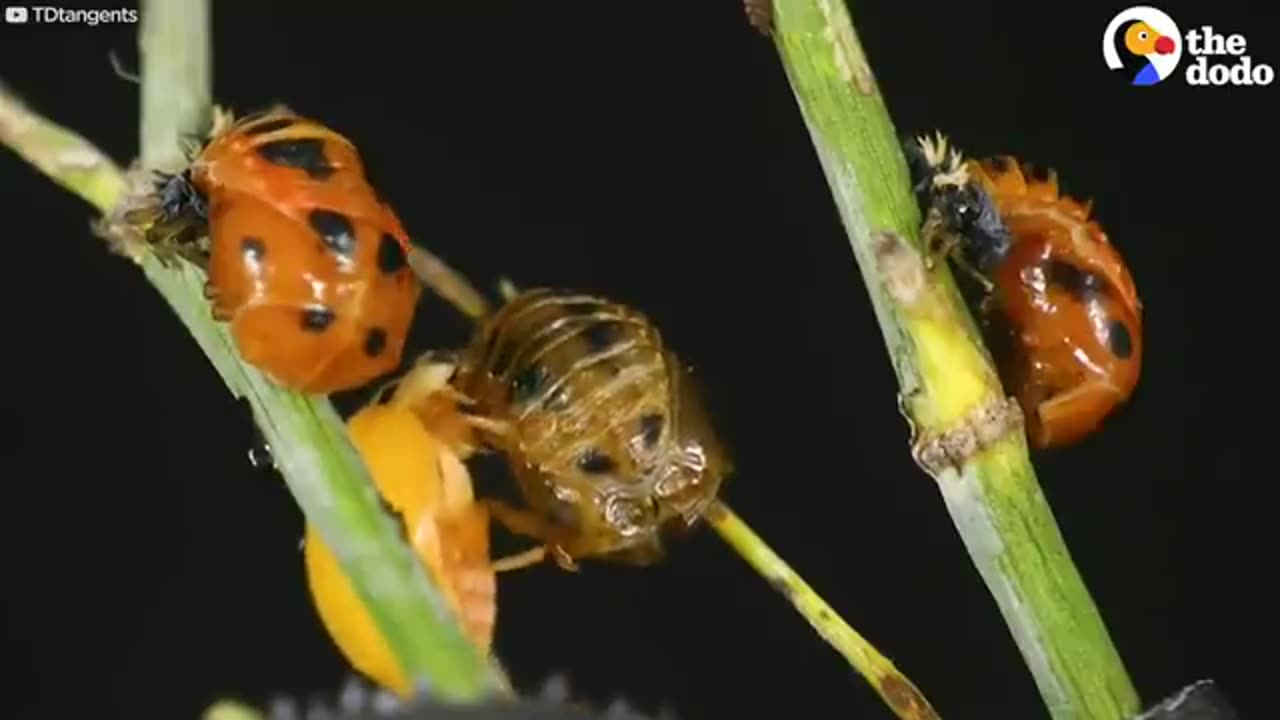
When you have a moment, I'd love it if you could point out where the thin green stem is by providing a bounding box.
[756,1,1140,717]
[707,501,940,720]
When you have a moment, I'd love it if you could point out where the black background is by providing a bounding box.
[0,1,1274,718]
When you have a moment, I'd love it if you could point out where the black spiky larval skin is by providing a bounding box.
[262,675,676,720]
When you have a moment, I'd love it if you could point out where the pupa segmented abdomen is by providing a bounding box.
[454,288,673,484]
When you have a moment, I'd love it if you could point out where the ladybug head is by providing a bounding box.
[154,171,208,224]
[902,132,1013,272]
[937,181,1012,272]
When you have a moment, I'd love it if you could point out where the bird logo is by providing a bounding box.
[1102,6,1183,86]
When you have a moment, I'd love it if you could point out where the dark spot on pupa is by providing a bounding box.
[510,364,547,405]
[1107,320,1133,359]
[256,138,335,180]
[576,448,617,475]
[364,327,388,357]
[243,117,296,136]
[546,498,579,530]
[300,307,336,333]
[309,209,357,258]
[377,233,407,275]
[582,321,620,352]
[492,342,515,377]
[639,413,663,448]
[562,301,600,315]
[479,332,501,372]
[241,236,265,261]
[987,156,1011,172]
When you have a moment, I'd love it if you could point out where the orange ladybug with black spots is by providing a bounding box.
[906,132,1143,448]
[145,106,421,394]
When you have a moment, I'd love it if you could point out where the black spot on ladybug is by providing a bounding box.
[241,236,266,261]
[510,364,548,405]
[582,321,621,352]
[309,209,356,258]
[1106,320,1133,359]
[363,327,388,357]
[300,306,336,333]
[1044,259,1105,301]
[1043,258,1081,291]
[576,448,617,475]
[377,233,407,275]
[639,413,663,448]
[257,138,335,180]
[243,117,296,136]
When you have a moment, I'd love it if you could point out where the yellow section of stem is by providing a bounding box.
[706,500,941,720]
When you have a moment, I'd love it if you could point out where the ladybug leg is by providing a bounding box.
[978,291,1000,316]
[920,208,955,271]
[479,499,550,542]
[461,414,515,439]
[385,352,462,405]
[920,209,995,292]
[145,228,185,268]
[405,245,491,321]
[490,546,547,573]
[434,395,514,440]
[950,253,995,294]
[550,546,579,572]
[479,499,578,572]
[410,348,463,368]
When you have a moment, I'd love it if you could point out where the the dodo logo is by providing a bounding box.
[1102,6,1273,87]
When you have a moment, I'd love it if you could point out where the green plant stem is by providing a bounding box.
[758,2,1140,717]
[707,501,939,719]
[0,0,503,701]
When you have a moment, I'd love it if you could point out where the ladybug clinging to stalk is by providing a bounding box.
[905,132,1144,448]
[130,105,422,395]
